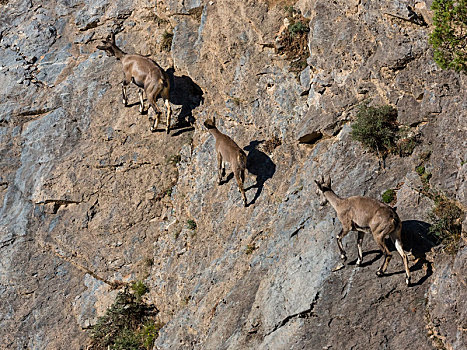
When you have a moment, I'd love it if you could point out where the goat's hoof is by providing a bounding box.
[166,129,170,134]
[405,277,411,286]
[376,270,384,277]
[340,254,347,261]
[150,127,156,132]
[356,260,362,267]
[332,262,345,272]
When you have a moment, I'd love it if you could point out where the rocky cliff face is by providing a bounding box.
[0,0,465,349]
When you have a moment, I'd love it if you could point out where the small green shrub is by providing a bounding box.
[131,281,149,300]
[186,219,197,230]
[351,103,399,157]
[141,321,164,349]
[288,21,310,36]
[415,165,432,184]
[416,165,426,176]
[167,154,181,165]
[429,197,464,254]
[245,243,257,255]
[166,187,173,197]
[429,0,467,72]
[90,288,159,350]
[381,189,396,204]
[161,30,173,52]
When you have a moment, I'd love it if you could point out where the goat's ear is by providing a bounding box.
[212,116,216,125]
[325,175,331,188]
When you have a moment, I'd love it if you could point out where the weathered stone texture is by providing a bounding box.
[0,0,465,349]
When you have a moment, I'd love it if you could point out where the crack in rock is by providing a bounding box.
[266,292,320,336]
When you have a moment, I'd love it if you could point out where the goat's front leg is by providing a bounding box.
[356,231,364,266]
[332,228,350,272]
[164,99,172,134]
[217,152,224,184]
[122,81,129,106]
[336,228,349,262]
[138,89,145,114]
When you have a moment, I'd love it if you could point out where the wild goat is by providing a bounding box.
[204,117,248,207]
[97,33,172,133]
[315,176,411,285]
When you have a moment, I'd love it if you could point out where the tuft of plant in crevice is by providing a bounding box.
[245,243,257,255]
[428,195,464,255]
[276,6,310,74]
[381,189,396,204]
[186,219,197,230]
[429,0,467,72]
[160,30,173,52]
[414,154,464,255]
[89,282,163,350]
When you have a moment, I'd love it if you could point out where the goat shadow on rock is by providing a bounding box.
[244,140,276,207]
[400,220,437,286]
[346,220,436,286]
[166,68,204,136]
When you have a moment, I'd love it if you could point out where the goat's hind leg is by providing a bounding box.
[217,152,224,184]
[138,89,145,114]
[356,231,364,266]
[392,233,411,285]
[375,235,392,277]
[149,102,161,132]
[235,170,247,207]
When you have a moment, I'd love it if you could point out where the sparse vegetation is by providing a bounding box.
[161,30,173,52]
[429,0,467,72]
[245,243,257,255]
[416,165,426,176]
[288,20,310,36]
[131,281,149,301]
[414,157,464,254]
[277,7,310,74]
[167,154,181,165]
[90,285,162,350]
[351,103,399,157]
[262,136,282,154]
[186,219,197,230]
[381,189,396,204]
[429,196,464,254]
[395,127,421,157]
[416,165,432,185]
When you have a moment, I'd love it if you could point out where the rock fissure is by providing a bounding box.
[266,292,320,337]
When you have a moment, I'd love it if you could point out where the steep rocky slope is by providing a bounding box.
[0,0,465,349]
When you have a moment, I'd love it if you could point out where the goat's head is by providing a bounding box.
[314,175,332,206]
[96,33,117,57]
[203,117,216,130]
